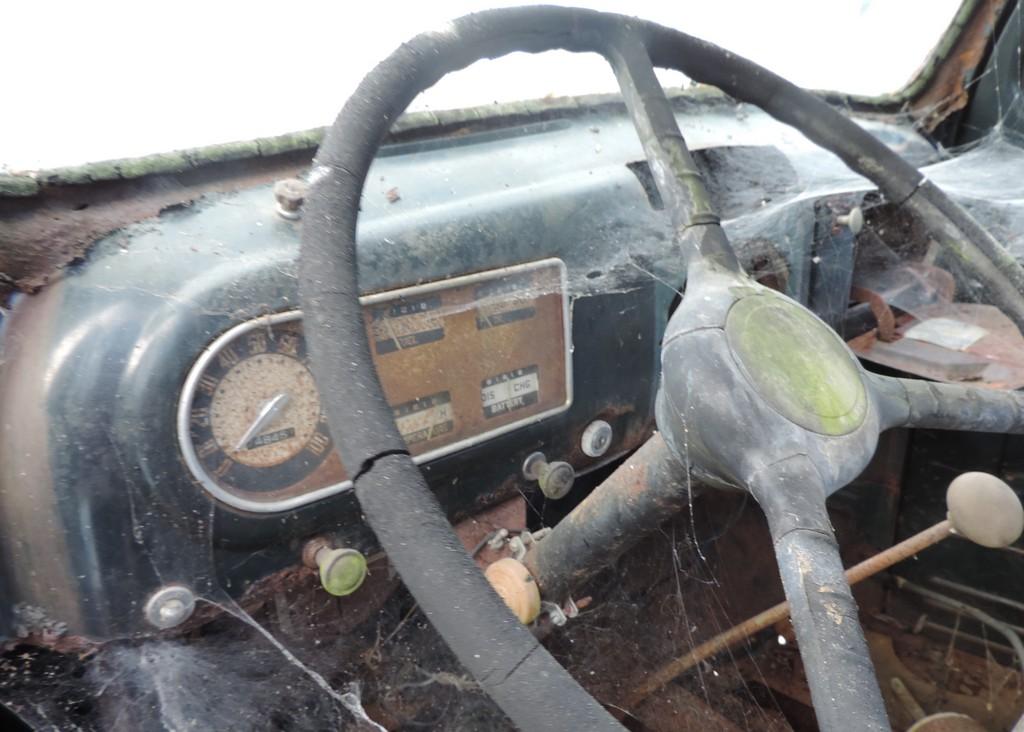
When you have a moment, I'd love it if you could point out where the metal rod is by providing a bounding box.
[914,618,1017,657]
[627,518,953,705]
[930,576,1024,615]
[917,597,1024,638]
[895,577,1024,671]
[890,677,926,722]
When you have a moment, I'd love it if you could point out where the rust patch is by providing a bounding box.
[0,150,312,295]
[867,629,1024,730]
[563,400,650,467]
[851,285,898,342]
[1,631,98,657]
[852,301,1024,389]
[624,462,650,500]
[632,685,749,732]
[910,0,1007,132]
[452,495,526,569]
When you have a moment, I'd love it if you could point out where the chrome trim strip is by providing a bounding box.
[177,258,573,513]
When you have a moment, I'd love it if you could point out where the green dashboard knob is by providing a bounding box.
[316,547,368,596]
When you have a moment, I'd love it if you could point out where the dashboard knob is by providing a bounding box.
[581,419,613,458]
[539,462,576,500]
[522,451,576,500]
[310,545,368,597]
[835,205,864,235]
[947,472,1024,548]
[143,585,196,630]
[485,557,541,624]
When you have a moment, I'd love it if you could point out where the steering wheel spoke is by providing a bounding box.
[604,28,742,276]
[749,456,889,732]
[870,372,1024,434]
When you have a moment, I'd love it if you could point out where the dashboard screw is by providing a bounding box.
[144,585,196,630]
[273,178,309,220]
[581,419,613,458]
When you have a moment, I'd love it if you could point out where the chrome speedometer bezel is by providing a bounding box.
[177,258,573,513]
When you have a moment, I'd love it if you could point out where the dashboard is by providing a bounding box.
[0,101,939,640]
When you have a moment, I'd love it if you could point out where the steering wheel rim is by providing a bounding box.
[299,7,1024,731]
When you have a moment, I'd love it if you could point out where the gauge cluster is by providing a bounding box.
[178,259,571,512]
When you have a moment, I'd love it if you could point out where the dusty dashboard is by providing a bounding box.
[0,114,685,638]
[0,105,937,639]
[180,259,571,512]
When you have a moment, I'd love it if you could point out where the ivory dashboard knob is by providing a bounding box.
[485,557,541,624]
[946,472,1024,549]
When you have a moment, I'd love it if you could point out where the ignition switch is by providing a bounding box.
[302,537,368,596]
[522,451,575,499]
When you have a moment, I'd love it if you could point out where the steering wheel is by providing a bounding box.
[298,8,1024,731]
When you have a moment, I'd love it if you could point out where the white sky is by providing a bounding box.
[2,0,960,172]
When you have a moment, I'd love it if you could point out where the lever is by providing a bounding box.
[626,471,1024,706]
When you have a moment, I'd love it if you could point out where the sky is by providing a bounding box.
[2,0,961,171]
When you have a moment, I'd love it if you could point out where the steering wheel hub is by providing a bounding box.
[725,292,868,436]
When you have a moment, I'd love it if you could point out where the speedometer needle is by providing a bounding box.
[234,392,291,451]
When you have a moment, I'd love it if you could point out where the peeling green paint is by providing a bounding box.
[0,87,731,198]
[0,175,40,196]
[42,159,120,185]
[115,151,191,179]
[255,129,324,156]
[189,139,260,164]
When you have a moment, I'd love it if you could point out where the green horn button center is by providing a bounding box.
[725,293,867,436]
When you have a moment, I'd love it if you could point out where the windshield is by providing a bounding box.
[4,0,960,172]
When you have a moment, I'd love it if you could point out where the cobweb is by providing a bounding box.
[4,5,1024,730]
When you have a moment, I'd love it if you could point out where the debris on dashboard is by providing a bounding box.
[848,255,1024,389]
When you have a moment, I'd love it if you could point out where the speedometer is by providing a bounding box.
[180,318,335,508]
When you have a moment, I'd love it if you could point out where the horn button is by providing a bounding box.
[656,282,879,494]
[725,293,867,436]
